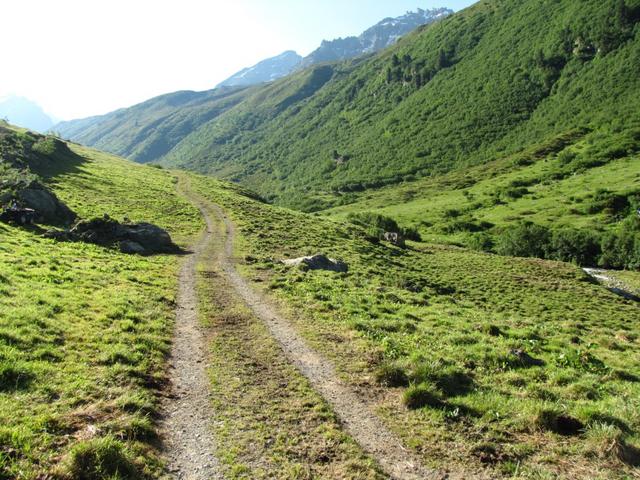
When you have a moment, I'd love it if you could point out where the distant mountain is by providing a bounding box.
[217,51,303,87]
[215,7,453,88]
[53,86,255,163]
[298,8,452,69]
[56,6,454,149]
[0,95,55,133]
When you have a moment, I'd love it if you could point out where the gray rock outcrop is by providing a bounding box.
[283,254,348,272]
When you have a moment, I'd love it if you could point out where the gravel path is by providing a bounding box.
[161,179,223,480]
[178,184,457,480]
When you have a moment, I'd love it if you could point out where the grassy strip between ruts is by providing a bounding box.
[195,201,384,479]
[0,143,201,479]
[188,172,640,479]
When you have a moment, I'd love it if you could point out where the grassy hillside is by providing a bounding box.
[54,86,254,164]
[0,127,385,479]
[324,129,640,264]
[160,0,640,209]
[0,126,202,479]
[188,173,640,479]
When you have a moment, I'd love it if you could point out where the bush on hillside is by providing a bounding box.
[490,214,640,270]
[548,229,602,266]
[347,212,422,241]
[586,189,632,219]
[468,232,495,252]
[495,222,551,259]
[599,229,640,270]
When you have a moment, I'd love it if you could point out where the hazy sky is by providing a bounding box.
[1,0,476,120]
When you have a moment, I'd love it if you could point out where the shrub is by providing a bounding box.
[375,363,409,387]
[495,222,551,258]
[347,212,422,241]
[534,408,584,436]
[347,212,400,233]
[557,149,577,165]
[599,227,640,270]
[402,226,422,241]
[586,423,640,466]
[468,233,494,252]
[586,189,633,219]
[0,360,34,391]
[410,363,474,396]
[548,229,601,266]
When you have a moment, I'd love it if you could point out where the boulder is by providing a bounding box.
[0,206,37,225]
[283,254,348,272]
[16,181,76,225]
[119,240,146,255]
[123,222,175,253]
[66,215,178,254]
[70,216,127,245]
[383,231,405,247]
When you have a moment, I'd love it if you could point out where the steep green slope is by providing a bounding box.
[324,129,640,266]
[3,123,640,478]
[161,0,639,209]
[54,86,254,163]
[0,125,202,478]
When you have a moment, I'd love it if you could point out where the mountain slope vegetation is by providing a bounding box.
[188,171,640,479]
[159,0,640,209]
[324,129,640,268]
[0,124,201,479]
[0,126,383,479]
[53,86,254,164]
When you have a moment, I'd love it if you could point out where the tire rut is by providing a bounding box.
[179,182,458,480]
[161,180,223,480]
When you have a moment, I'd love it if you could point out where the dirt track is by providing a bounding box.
[164,176,487,479]
[161,180,223,480]
[178,179,448,480]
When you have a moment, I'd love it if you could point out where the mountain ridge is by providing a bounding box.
[298,7,452,69]
[53,0,640,213]
[217,50,303,88]
[158,0,640,210]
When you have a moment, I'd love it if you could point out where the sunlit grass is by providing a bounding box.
[190,172,640,478]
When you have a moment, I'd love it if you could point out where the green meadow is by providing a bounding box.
[0,135,201,479]
[189,173,640,478]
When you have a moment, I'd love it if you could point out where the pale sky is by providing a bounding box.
[1,0,475,120]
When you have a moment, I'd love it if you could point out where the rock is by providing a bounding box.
[0,206,37,225]
[119,240,146,255]
[65,215,178,254]
[70,216,126,245]
[283,254,348,272]
[383,231,405,247]
[16,181,76,225]
[124,222,175,253]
